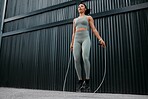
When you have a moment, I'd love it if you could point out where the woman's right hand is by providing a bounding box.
[70,43,73,51]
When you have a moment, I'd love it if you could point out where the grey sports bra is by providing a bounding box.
[75,15,89,30]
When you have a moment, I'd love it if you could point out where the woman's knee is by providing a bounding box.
[74,56,81,63]
[82,56,89,62]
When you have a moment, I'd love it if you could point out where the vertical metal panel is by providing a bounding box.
[89,9,148,94]
[85,0,148,14]
[5,0,73,18]
[0,24,76,90]
[0,0,7,51]
[4,5,77,32]
[0,0,148,94]
[0,0,4,26]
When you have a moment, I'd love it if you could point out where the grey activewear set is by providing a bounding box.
[73,15,91,80]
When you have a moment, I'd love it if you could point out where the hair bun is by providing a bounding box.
[85,9,90,15]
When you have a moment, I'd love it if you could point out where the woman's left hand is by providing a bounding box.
[99,39,106,48]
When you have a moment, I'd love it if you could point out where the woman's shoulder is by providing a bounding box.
[73,18,77,23]
[85,15,93,18]
[85,15,93,21]
[73,17,79,21]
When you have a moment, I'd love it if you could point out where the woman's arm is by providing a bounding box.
[88,16,106,47]
[70,18,76,50]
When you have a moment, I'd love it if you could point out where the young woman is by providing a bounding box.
[70,2,106,92]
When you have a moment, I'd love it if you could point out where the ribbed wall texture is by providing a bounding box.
[0,0,4,28]
[86,0,148,14]
[0,25,75,91]
[5,0,72,18]
[0,0,5,51]
[0,0,148,94]
[4,5,77,32]
[90,10,148,94]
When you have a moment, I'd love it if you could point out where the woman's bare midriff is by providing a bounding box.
[76,28,87,32]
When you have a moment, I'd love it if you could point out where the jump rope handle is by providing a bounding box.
[98,42,101,45]
[98,41,106,47]
[98,41,102,46]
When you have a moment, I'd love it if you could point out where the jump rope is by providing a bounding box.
[63,42,107,93]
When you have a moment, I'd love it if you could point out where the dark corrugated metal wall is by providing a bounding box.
[0,0,148,94]
[0,0,4,24]
[0,0,5,48]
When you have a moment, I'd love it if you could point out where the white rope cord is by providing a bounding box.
[63,47,107,93]
[93,48,107,93]
[63,52,72,91]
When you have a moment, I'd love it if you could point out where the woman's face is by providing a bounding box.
[78,4,86,14]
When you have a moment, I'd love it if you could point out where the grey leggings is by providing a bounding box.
[73,30,91,80]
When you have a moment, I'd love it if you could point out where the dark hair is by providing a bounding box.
[79,2,90,15]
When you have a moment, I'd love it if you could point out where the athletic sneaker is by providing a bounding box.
[76,80,84,92]
[82,79,91,92]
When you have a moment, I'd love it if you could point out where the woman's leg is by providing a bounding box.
[73,40,82,80]
[81,37,91,92]
[82,37,91,79]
